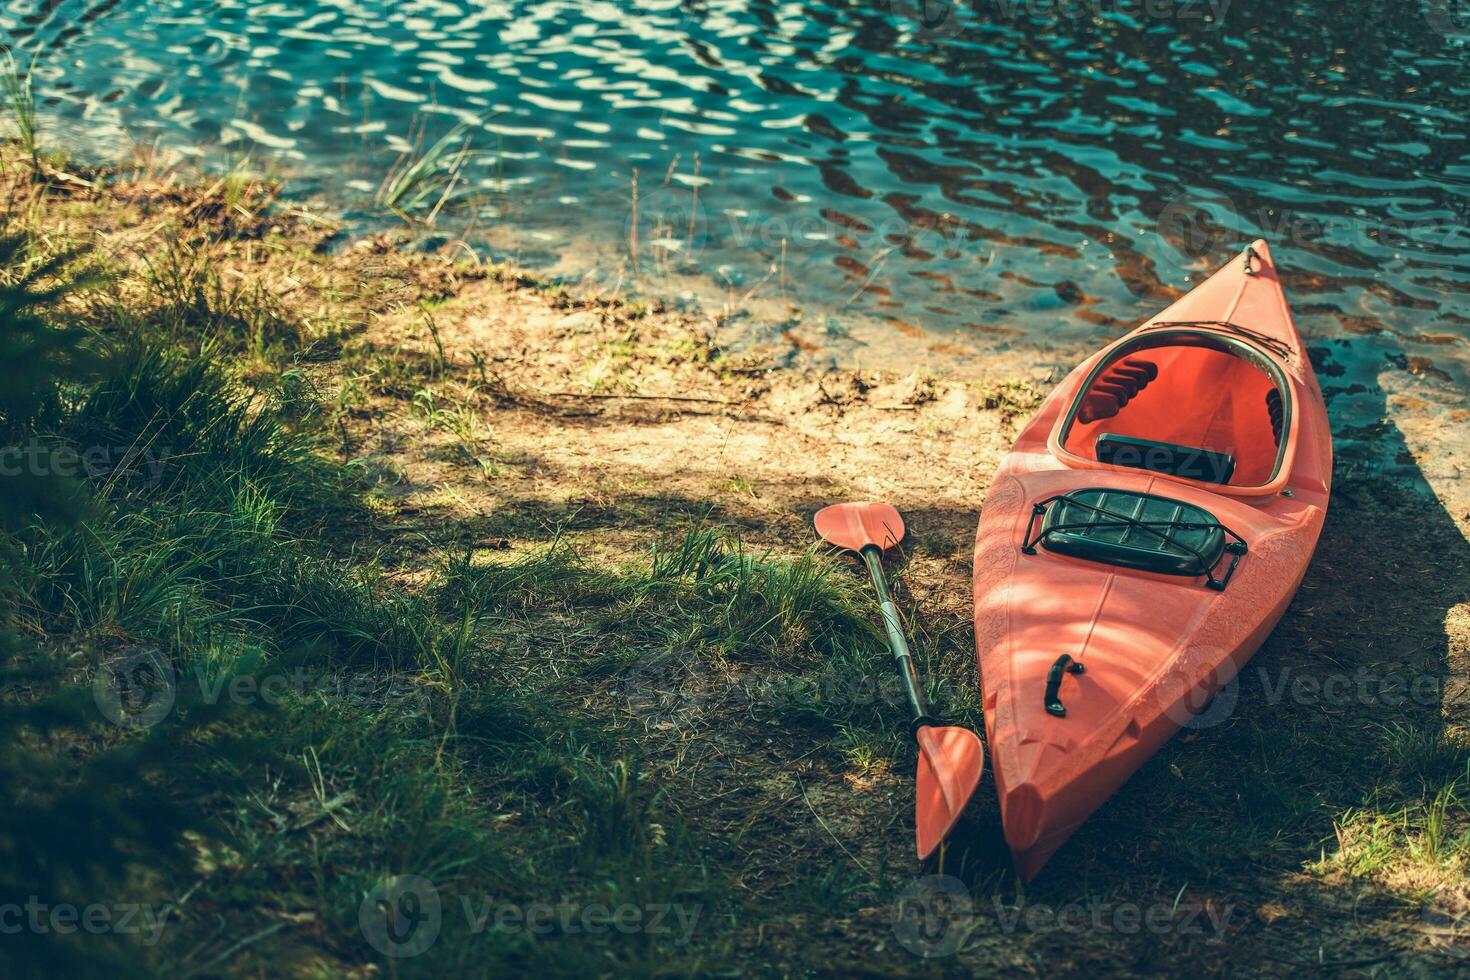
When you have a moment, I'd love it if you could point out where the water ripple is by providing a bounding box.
[2,0,1466,395]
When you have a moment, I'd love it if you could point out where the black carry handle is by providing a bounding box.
[1044,654,1085,718]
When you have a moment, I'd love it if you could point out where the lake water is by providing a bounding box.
[5,1,1468,478]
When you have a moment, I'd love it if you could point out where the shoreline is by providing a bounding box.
[19,128,1470,513]
[3,144,1468,974]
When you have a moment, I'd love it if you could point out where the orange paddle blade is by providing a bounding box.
[813,502,905,554]
[915,725,985,860]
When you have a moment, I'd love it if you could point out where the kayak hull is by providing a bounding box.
[972,241,1332,879]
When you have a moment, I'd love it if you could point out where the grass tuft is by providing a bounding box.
[637,527,879,661]
[378,121,484,225]
[2,50,39,171]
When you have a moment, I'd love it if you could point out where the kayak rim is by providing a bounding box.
[1046,326,1298,499]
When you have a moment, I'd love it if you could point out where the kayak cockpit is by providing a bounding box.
[1057,329,1292,489]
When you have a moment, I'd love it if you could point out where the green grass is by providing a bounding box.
[378,121,484,225]
[0,221,902,974]
[437,536,618,615]
[1379,721,1470,789]
[1312,724,1470,881]
[2,51,40,172]
[0,226,765,975]
[129,240,305,360]
[637,527,879,658]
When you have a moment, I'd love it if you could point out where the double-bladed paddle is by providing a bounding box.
[814,502,985,859]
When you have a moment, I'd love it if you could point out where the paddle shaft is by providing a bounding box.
[859,545,930,726]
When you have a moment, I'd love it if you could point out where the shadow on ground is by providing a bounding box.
[409,350,1469,975]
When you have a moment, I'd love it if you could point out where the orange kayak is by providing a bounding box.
[972,240,1332,880]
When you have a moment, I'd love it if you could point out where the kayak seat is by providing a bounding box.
[1022,488,1247,589]
[1095,433,1236,484]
